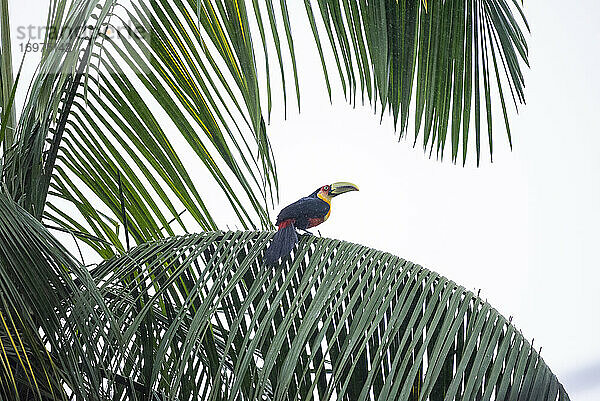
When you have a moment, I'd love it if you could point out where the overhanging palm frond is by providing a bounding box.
[192,0,529,164]
[300,0,529,164]
[5,0,529,259]
[0,189,125,400]
[90,231,569,401]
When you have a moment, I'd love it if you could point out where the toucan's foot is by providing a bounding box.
[298,229,314,237]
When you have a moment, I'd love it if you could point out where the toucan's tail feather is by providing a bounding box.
[264,224,298,265]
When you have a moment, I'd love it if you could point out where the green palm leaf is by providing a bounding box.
[83,231,569,401]
[298,0,528,164]
[6,0,277,257]
[0,189,126,400]
[0,0,16,151]
[0,191,572,400]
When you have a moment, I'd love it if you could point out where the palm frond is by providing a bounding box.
[0,0,16,151]
[4,0,277,257]
[0,189,125,400]
[0,47,25,153]
[2,0,111,213]
[299,0,529,164]
[89,231,569,401]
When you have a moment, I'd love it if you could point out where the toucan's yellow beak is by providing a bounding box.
[329,182,359,197]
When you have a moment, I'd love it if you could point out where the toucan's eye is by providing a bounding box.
[323,185,330,191]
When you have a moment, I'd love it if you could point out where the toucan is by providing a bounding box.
[264,182,359,265]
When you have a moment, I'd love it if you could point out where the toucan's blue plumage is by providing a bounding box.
[276,195,330,230]
[264,182,358,265]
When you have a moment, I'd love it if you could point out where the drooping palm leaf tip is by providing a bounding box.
[79,231,569,400]
[239,0,529,164]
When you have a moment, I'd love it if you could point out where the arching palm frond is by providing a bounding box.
[80,231,568,401]
[0,160,570,400]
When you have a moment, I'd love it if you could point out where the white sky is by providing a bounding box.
[8,0,600,400]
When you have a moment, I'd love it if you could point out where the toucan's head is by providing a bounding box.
[313,182,359,201]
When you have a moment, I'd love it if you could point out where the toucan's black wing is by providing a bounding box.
[276,197,330,226]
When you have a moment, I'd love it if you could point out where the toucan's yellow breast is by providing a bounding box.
[317,192,332,221]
